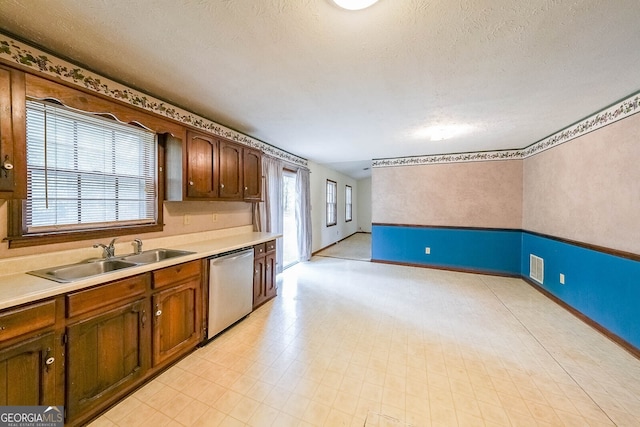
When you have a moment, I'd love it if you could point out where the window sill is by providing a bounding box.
[6,223,164,249]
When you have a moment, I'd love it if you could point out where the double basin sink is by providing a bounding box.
[28,249,195,283]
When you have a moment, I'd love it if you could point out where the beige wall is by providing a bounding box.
[0,200,252,259]
[309,161,359,252]
[357,177,372,233]
[523,113,640,254]
[372,160,523,229]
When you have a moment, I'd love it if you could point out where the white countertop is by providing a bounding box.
[0,227,281,310]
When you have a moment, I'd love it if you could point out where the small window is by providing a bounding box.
[326,180,337,227]
[345,185,352,222]
[24,100,157,234]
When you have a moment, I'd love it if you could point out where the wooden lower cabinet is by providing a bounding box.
[66,298,150,421]
[0,332,56,405]
[253,255,266,306]
[0,257,214,424]
[253,240,277,309]
[152,278,201,367]
[264,251,276,300]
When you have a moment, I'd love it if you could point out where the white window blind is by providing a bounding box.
[25,100,157,233]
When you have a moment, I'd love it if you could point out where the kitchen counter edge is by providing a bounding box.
[0,232,282,311]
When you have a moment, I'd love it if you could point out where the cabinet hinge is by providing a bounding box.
[62,333,68,345]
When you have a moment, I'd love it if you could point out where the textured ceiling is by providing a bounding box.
[1,0,639,179]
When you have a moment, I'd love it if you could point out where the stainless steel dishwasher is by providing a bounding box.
[207,248,254,339]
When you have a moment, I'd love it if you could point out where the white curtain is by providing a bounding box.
[295,168,312,261]
[259,156,284,273]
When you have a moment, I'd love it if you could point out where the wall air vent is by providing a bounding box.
[529,254,544,284]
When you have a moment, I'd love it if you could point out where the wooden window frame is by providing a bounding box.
[345,185,353,222]
[326,179,337,227]
[4,71,186,249]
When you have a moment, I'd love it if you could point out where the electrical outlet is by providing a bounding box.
[425,247,431,255]
[212,213,218,222]
[560,273,565,285]
[183,214,191,225]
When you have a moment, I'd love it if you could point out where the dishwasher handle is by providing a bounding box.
[209,248,253,265]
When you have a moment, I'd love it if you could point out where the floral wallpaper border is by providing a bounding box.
[2,34,639,170]
[373,94,640,168]
[0,35,307,168]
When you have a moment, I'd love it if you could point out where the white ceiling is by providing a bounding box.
[1,0,639,179]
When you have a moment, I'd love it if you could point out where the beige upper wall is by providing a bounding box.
[371,111,639,255]
[372,160,523,229]
[523,113,640,254]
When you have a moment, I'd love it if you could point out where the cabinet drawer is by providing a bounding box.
[0,299,57,343]
[153,260,201,289]
[254,243,266,257]
[265,240,276,253]
[67,275,148,318]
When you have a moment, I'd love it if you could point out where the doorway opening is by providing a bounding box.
[282,170,299,269]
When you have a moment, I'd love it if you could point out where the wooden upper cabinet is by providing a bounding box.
[186,131,219,199]
[0,65,25,197]
[243,148,262,201]
[219,140,243,199]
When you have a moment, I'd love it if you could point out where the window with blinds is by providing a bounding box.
[25,100,157,233]
[326,179,337,227]
[345,185,352,222]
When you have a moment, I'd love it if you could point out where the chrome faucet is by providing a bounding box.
[93,238,117,259]
[132,238,143,255]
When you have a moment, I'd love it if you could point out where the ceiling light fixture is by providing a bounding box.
[413,124,474,142]
[332,0,379,10]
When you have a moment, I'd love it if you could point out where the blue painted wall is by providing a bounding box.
[521,232,640,350]
[372,224,640,349]
[371,225,521,275]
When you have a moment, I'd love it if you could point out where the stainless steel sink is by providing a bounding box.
[28,259,139,283]
[28,248,194,283]
[120,248,194,264]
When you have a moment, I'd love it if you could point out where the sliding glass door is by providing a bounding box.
[282,170,299,268]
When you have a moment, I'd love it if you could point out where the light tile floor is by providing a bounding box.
[90,257,640,426]
[316,233,371,262]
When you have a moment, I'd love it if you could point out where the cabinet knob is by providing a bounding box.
[189,181,194,186]
[220,183,225,189]
[156,309,162,317]
[44,347,54,372]
[245,187,248,191]
[2,155,12,171]
[0,326,5,331]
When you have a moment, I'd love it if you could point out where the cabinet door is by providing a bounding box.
[219,141,243,199]
[253,257,266,308]
[0,332,56,406]
[66,299,150,419]
[243,148,262,201]
[186,131,218,198]
[152,279,201,367]
[0,67,15,194]
[265,252,277,299]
